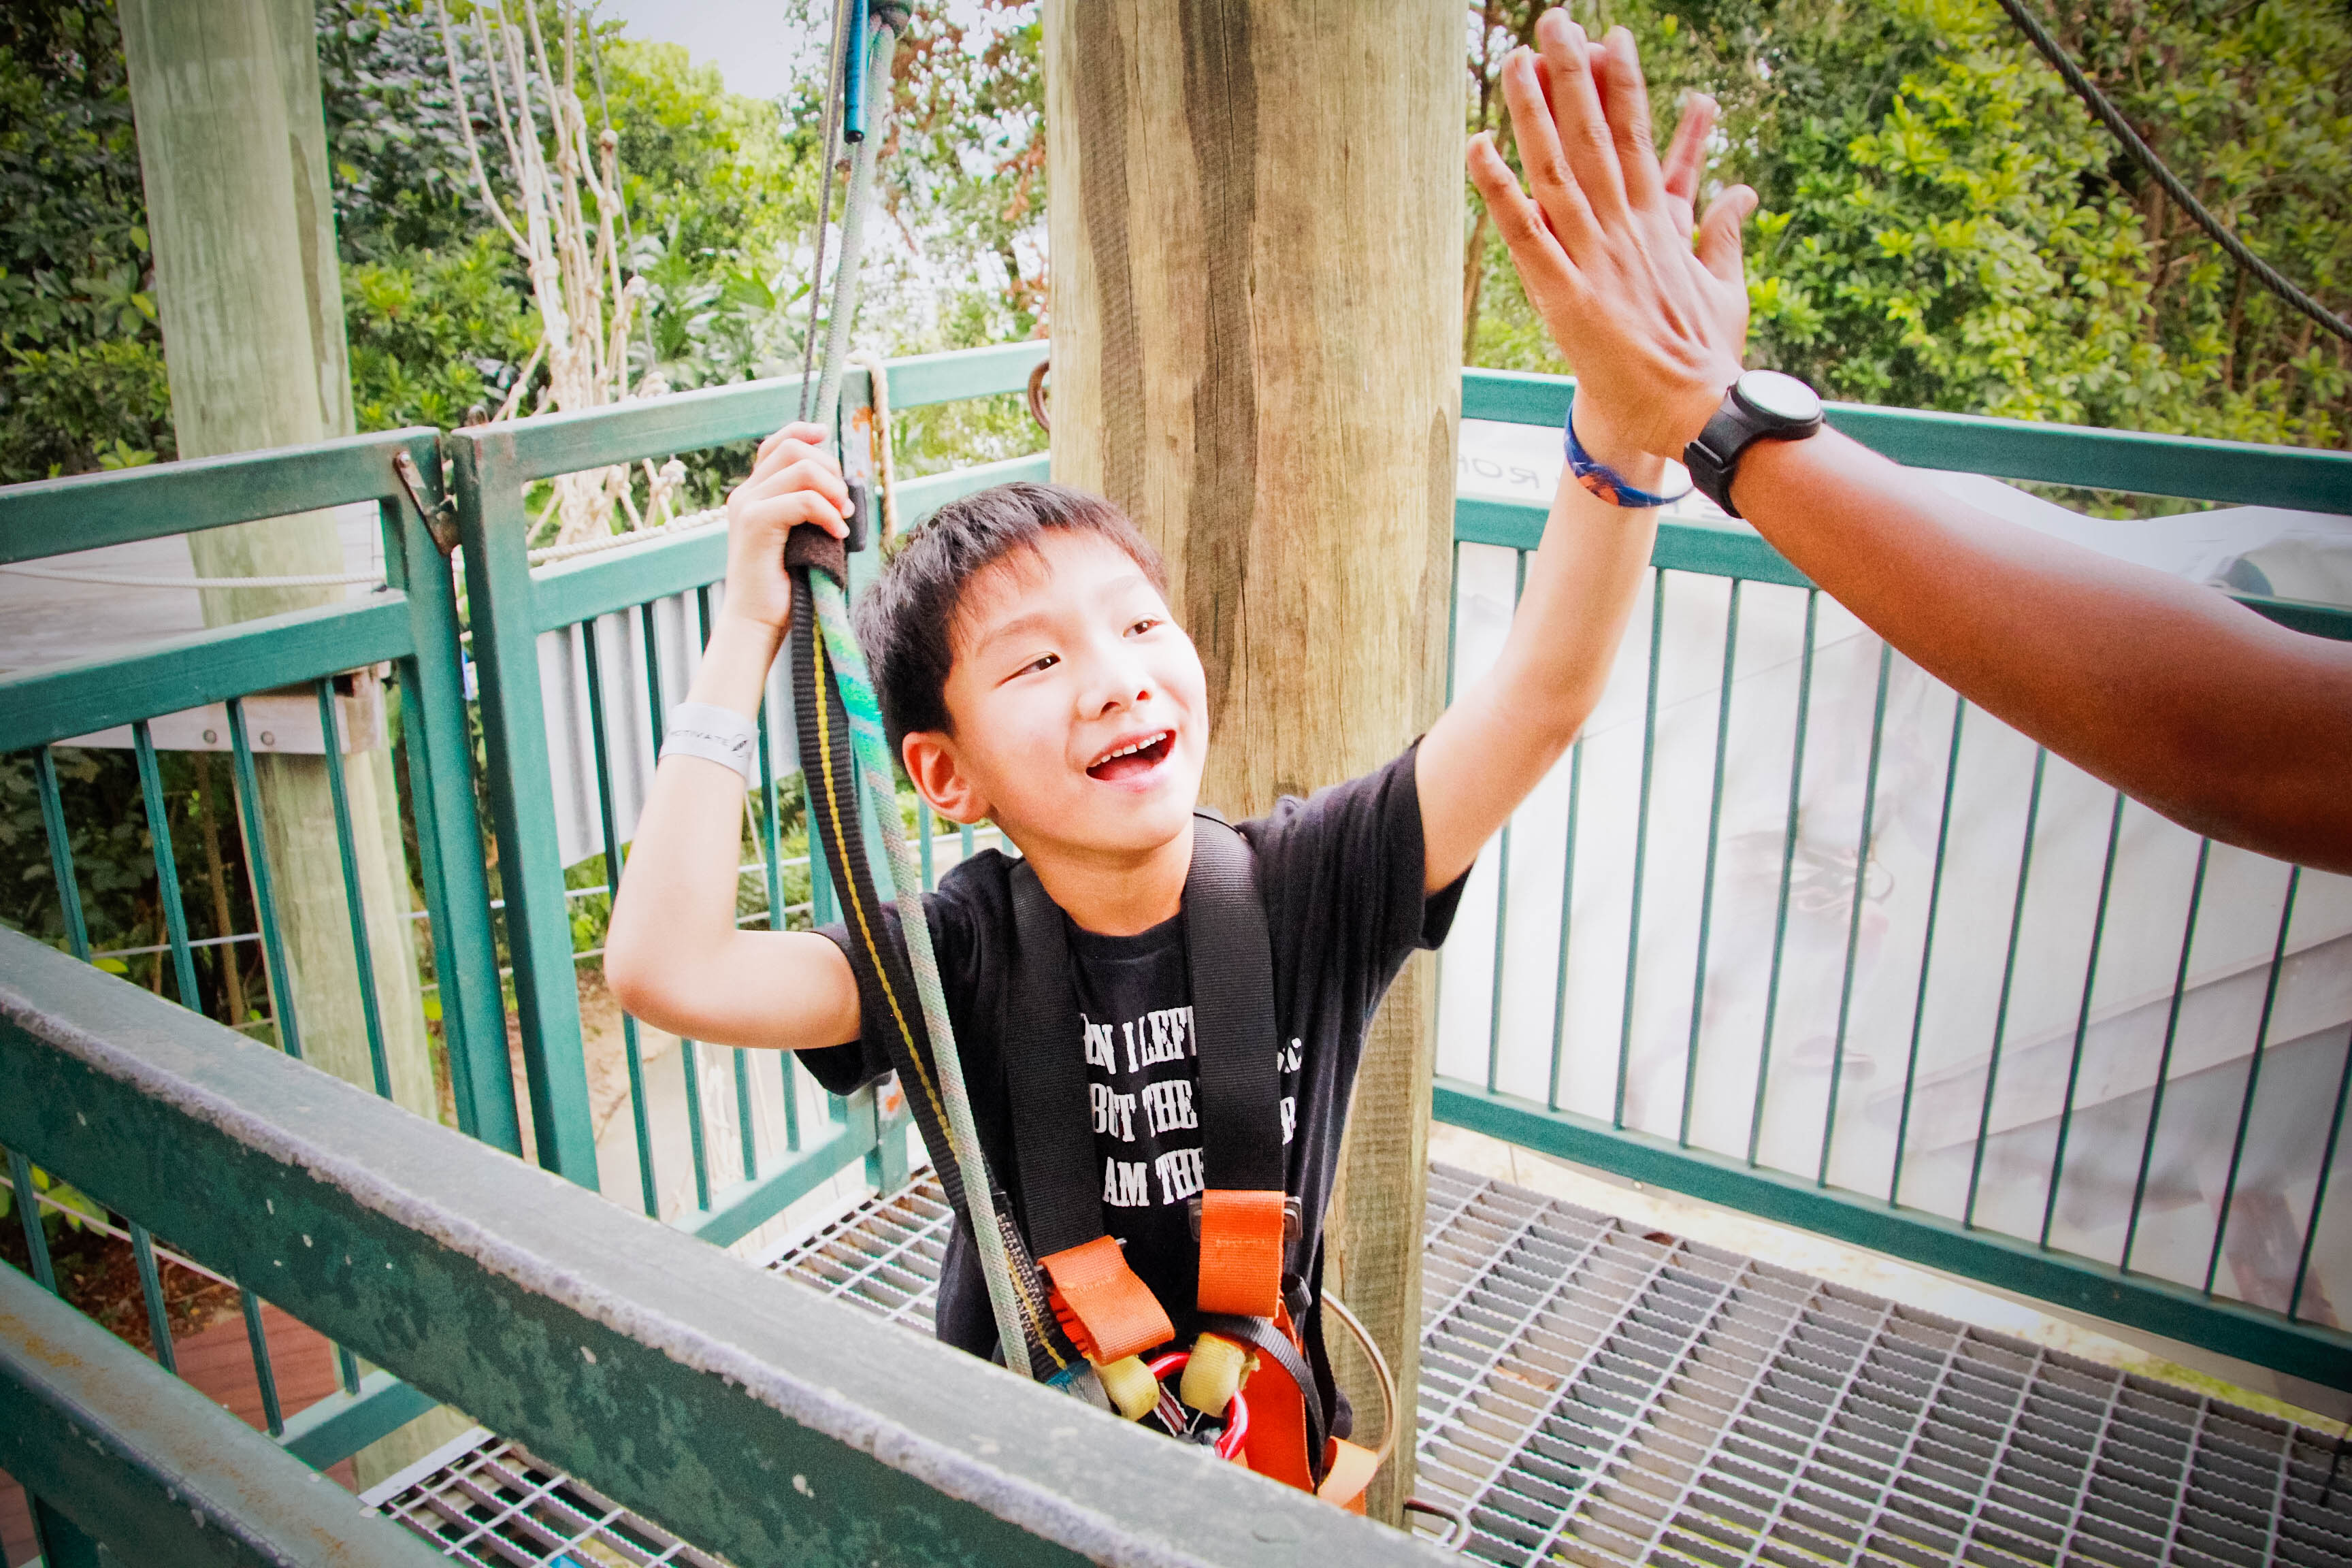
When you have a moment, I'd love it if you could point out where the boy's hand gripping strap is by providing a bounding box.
[785,525,1081,1382]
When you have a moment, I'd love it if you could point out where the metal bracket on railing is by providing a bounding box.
[393,449,461,557]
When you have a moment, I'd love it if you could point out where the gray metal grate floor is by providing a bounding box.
[363,1430,727,1567]
[1414,1166,2352,1568]
[368,1165,2352,1566]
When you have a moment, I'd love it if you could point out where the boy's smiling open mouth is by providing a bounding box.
[1085,728,1176,783]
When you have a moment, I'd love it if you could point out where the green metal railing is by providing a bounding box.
[4,342,2352,1559]
[1439,367,2352,1390]
[0,346,1051,1508]
[0,926,1432,1567]
[0,425,506,1493]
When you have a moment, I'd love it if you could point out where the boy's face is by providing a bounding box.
[906,529,1207,862]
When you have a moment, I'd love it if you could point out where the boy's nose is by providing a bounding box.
[1080,647,1154,717]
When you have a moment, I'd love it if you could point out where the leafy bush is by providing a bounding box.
[0,1,171,482]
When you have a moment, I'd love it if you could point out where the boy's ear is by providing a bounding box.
[901,730,987,825]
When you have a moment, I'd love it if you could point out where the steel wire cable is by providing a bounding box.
[797,0,856,420]
[1992,0,2352,347]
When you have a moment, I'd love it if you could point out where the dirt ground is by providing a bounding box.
[1,1203,242,1354]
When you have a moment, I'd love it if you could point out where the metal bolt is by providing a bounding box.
[202,728,218,744]
[259,732,276,747]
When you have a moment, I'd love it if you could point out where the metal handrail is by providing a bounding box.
[0,927,1441,1568]
[1463,366,2352,513]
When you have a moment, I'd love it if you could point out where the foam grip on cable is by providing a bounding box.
[784,519,847,585]
[1094,1354,1160,1422]
[1181,1333,1253,1416]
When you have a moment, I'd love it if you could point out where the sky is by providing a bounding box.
[593,0,812,101]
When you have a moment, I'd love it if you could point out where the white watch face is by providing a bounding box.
[1735,370,1821,425]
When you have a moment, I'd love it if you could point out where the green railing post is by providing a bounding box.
[580,624,661,1216]
[29,1496,103,1568]
[445,425,599,1186]
[316,677,395,1101]
[381,446,517,1152]
[131,720,201,1009]
[1820,641,1893,1187]
[2042,789,2127,1249]
[6,1146,57,1293]
[227,696,303,1062]
[32,747,91,962]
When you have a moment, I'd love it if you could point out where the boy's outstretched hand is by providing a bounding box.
[1467,14,1754,462]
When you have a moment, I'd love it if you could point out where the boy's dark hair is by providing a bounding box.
[853,481,1168,753]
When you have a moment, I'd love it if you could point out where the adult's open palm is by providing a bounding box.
[1467,14,1754,461]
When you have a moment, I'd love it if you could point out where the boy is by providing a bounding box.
[608,12,1750,1477]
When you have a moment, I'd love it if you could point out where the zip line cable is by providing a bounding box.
[798,0,856,421]
[1991,0,2352,348]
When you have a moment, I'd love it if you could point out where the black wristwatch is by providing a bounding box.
[1683,370,1824,519]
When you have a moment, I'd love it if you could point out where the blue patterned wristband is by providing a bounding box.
[1564,410,1692,509]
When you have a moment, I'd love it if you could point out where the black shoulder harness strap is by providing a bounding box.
[1001,812,1288,1278]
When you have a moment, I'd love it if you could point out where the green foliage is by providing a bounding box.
[1,749,143,952]
[1740,0,2165,424]
[0,0,172,481]
[318,0,491,261]
[846,1,1049,474]
[321,7,822,510]
[878,0,1047,346]
[0,1156,107,1245]
[0,747,267,1024]
[345,231,540,429]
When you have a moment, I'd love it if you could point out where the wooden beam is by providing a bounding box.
[118,0,464,1485]
[1045,0,1462,1520]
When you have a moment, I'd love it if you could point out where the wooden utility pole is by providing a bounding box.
[1045,0,1461,1521]
[119,0,457,1485]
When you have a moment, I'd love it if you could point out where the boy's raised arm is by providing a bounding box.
[1419,16,1753,893]
[603,423,867,1050]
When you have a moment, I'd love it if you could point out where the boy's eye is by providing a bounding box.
[1126,616,1160,637]
[1021,653,1059,675]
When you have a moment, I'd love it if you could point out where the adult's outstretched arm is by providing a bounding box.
[1469,14,2352,876]
[1735,430,2352,873]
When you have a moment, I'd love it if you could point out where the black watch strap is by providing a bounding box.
[1684,372,1823,520]
[1684,402,1759,519]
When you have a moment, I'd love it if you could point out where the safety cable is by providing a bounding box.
[1991,0,2352,347]
[813,7,906,431]
[797,0,856,421]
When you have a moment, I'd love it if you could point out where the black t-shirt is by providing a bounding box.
[804,744,1465,1367]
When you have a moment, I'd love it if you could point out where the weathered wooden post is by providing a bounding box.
[118,0,461,1483]
[1045,1,1461,1520]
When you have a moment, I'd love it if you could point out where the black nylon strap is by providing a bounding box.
[1001,864,1102,1258]
[1197,1312,1329,1486]
[792,572,947,1194]
[1184,815,1285,1197]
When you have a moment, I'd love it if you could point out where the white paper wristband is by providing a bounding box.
[662,702,759,785]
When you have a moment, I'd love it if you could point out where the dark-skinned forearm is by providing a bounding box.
[1735,429,2352,873]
